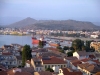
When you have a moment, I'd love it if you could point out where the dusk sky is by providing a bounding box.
[0,0,100,25]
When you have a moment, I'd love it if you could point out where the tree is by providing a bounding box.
[72,39,84,51]
[38,40,44,48]
[46,67,54,72]
[57,46,62,50]
[59,49,64,53]
[85,40,92,52]
[22,45,32,66]
[63,46,69,50]
[82,46,86,51]
[57,45,64,53]
[69,47,74,50]
[67,51,73,57]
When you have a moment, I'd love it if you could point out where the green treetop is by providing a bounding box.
[22,44,32,66]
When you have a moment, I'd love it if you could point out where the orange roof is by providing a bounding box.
[49,43,59,47]
[47,47,59,51]
[42,56,66,64]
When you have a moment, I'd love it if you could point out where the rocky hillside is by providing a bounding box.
[7,17,100,30]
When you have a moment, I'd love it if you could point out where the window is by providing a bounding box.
[36,68,38,71]
[61,65,63,68]
[45,65,47,69]
[64,65,65,67]
[10,62,11,64]
[48,65,50,68]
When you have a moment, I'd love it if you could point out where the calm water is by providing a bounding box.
[0,35,32,47]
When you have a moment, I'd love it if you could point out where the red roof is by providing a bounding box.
[7,68,32,75]
[49,43,59,47]
[81,58,90,62]
[0,71,7,75]
[71,60,82,67]
[42,56,66,64]
[2,53,12,55]
[92,60,100,64]
[62,68,82,75]
[39,71,53,75]
[47,47,59,51]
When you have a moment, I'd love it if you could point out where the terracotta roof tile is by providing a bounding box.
[47,47,59,51]
[78,63,100,73]
[62,68,82,75]
[66,56,78,60]
[92,60,100,64]
[71,60,82,67]
[7,68,32,75]
[81,58,90,62]
[0,71,7,75]
[42,56,66,64]
[2,52,12,55]
[39,71,53,75]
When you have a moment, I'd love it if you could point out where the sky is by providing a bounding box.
[0,0,100,25]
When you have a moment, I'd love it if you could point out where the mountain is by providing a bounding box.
[8,17,37,28]
[93,22,100,26]
[7,17,100,30]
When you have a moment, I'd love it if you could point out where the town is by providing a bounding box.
[0,0,100,75]
[0,28,100,39]
[0,36,100,75]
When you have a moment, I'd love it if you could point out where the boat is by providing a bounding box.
[32,37,39,44]
[49,43,60,47]
[32,36,46,45]
[48,40,60,47]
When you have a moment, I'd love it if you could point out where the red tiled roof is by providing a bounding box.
[78,63,100,73]
[92,60,100,64]
[49,43,59,47]
[47,47,59,51]
[42,56,66,64]
[71,60,82,67]
[7,68,32,75]
[2,53,12,55]
[81,58,90,62]
[0,71,7,75]
[39,71,53,75]
[66,56,78,60]
[62,68,82,75]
